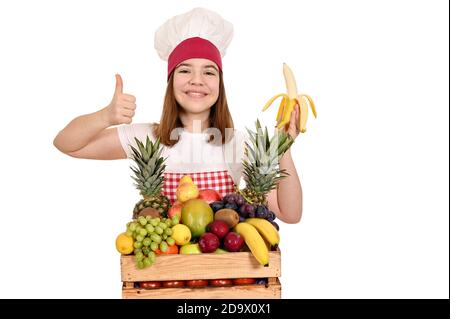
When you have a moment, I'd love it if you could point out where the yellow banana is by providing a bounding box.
[234,222,269,266]
[245,218,280,247]
[262,63,317,132]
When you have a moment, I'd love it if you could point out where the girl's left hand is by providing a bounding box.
[284,104,300,140]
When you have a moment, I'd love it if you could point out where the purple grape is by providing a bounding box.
[239,205,249,217]
[270,221,279,231]
[224,202,238,211]
[222,194,235,205]
[239,215,246,222]
[210,201,225,212]
[256,206,268,219]
[267,211,276,221]
[235,195,245,206]
[247,210,255,218]
[246,205,255,215]
[255,278,267,285]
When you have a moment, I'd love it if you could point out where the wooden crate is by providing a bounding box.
[121,249,281,299]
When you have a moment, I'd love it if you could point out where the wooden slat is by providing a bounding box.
[121,250,281,282]
[122,279,281,299]
[123,282,134,290]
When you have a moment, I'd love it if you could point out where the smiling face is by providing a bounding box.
[173,58,220,117]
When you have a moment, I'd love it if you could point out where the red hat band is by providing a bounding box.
[167,37,222,78]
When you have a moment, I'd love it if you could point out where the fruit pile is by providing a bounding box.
[117,120,294,286]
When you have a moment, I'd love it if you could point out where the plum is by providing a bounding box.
[198,232,220,253]
[206,220,230,239]
[223,232,245,252]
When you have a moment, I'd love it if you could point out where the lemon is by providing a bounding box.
[171,224,192,246]
[115,232,134,255]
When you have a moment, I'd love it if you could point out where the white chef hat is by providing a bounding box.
[154,7,234,78]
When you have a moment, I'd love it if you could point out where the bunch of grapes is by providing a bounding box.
[125,215,179,269]
[210,193,279,230]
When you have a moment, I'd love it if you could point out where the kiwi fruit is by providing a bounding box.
[214,209,240,228]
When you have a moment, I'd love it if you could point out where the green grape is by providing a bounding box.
[162,234,168,240]
[145,224,155,233]
[166,237,175,246]
[135,225,143,233]
[164,228,172,236]
[155,226,163,235]
[143,258,152,267]
[126,229,133,237]
[153,217,161,223]
[151,234,162,244]
[138,216,147,226]
[139,229,147,237]
[165,219,173,227]
[150,219,159,227]
[134,248,142,254]
[142,238,151,247]
[158,222,167,230]
[137,260,144,269]
[145,216,152,222]
[150,242,159,251]
[148,251,156,263]
[136,235,144,242]
[133,241,142,249]
[129,222,138,232]
[159,241,168,253]
[135,251,144,261]
[142,247,150,256]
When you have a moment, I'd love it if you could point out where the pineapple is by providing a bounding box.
[130,136,171,219]
[238,120,294,206]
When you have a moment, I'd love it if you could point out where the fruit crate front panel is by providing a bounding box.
[122,278,281,299]
[120,250,281,282]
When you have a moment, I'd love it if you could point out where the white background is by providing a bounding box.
[0,0,448,299]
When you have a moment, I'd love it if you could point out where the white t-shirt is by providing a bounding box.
[117,123,248,186]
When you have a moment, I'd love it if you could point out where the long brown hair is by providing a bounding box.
[152,71,234,147]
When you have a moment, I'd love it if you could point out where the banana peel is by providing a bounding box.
[262,63,317,133]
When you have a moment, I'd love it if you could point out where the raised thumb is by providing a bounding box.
[114,74,123,95]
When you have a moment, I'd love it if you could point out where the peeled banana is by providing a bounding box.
[234,222,269,266]
[245,218,280,247]
[262,63,317,133]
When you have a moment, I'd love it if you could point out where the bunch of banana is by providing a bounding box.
[262,63,317,133]
[234,218,280,266]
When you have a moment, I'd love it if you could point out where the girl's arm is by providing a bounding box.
[53,74,135,160]
[267,150,303,224]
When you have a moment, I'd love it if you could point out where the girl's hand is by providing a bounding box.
[103,74,136,126]
[283,104,300,140]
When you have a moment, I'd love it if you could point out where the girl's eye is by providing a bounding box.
[205,72,216,76]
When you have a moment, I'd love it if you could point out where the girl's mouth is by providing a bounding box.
[186,91,207,98]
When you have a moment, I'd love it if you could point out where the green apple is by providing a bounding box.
[179,243,202,254]
[214,248,228,254]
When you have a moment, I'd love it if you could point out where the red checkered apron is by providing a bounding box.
[163,170,235,204]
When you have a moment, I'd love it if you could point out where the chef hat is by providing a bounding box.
[154,7,234,77]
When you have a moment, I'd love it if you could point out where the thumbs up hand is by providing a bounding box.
[105,74,136,125]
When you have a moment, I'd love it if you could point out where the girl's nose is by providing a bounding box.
[189,71,204,85]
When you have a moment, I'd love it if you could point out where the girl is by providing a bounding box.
[53,7,303,224]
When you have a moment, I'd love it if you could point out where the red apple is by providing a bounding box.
[198,189,222,204]
[168,201,183,219]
